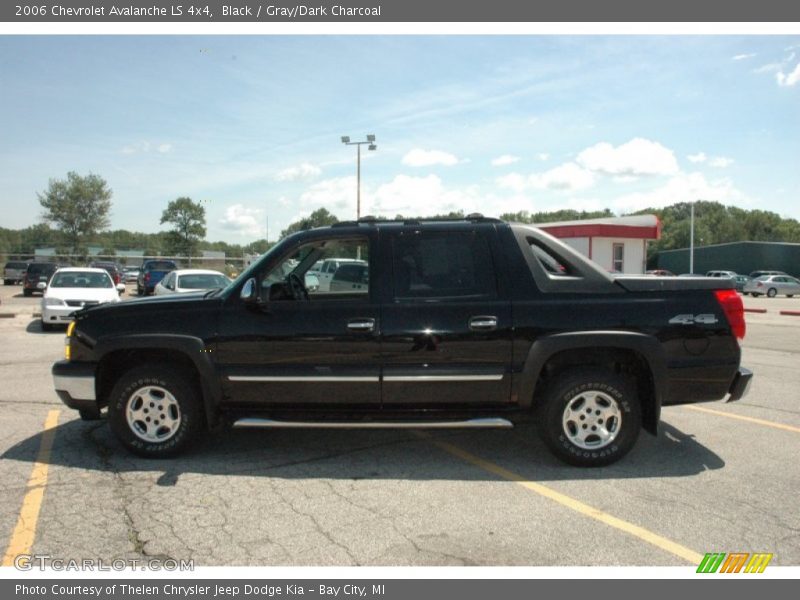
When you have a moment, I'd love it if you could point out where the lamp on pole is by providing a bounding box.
[689,201,695,274]
[341,134,377,219]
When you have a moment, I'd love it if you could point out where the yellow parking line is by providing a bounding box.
[684,405,800,434]
[2,410,60,567]
[426,435,703,565]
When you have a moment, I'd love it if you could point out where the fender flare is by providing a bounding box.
[517,331,667,434]
[94,334,222,428]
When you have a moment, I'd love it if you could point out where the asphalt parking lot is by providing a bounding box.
[0,282,798,567]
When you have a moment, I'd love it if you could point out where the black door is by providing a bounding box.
[216,235,380,409]
[380,227,513,407]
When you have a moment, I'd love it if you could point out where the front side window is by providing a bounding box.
[391,231,496,300]
[261,238,370,301]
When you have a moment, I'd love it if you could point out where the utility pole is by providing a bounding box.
[690,201,695,274]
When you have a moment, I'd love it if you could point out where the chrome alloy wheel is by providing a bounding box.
[561,390,622,450]
[125,385,182,443]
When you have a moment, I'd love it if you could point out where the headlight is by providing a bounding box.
[44,297,65,306]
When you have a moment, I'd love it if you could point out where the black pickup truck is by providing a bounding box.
[52,216,752,466]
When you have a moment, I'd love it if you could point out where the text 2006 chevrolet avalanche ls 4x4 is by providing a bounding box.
[52,216,752,466]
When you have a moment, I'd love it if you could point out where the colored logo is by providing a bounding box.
[697,552,773,573]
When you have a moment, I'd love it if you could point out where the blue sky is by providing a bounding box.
[1,35,798,243]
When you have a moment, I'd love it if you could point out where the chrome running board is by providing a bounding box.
[233,417,513,429]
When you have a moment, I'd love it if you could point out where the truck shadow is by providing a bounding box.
[2,417,723,486]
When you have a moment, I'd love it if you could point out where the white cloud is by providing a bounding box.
[687,152,707,163]
[576,138,679,177]
[537,153,550,161]
[121,141,150,155]
[612,172,747,213]
[777,62,800,87]
[497,162,595,193]
[402,148,460,167]
[754,62,782,74]
[491,154,520,167]
[219,204,264,237]
[274,162,322,182]
[732,53,756,61]
[121,140,173,155]
[709,156,734,168]
[371,174,481,216]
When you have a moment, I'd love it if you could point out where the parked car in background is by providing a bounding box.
[312,258,367,292]
[122,266,141,283]
[329,263,369,293]
[154,269,232,295]
[706,270,737,279]
[645,269,675,277]
[137,260,177,296]
[749,270,788,279]
[743,275,800,298]
[90,262,123,291]
[41,268,124,331]
[23,262,60,297]
[733,274,751,293]
[4,261,29,285]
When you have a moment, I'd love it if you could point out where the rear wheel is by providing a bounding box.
[23,288,32,297]
[751,292,761,297]
[108,364,203,457]
[767,288,777,298]
[537,368,641,467]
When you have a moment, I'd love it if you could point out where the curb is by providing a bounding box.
[0,313,15,318]
[779,310,800,317]
[744,308,767,314]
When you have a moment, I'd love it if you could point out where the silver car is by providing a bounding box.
[743,275,800,298]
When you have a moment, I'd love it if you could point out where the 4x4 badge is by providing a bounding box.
[669,313,718,325]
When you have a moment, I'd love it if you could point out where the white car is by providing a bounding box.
[41,268,124,331]
[154,269,232,295]
[312,258,368,292]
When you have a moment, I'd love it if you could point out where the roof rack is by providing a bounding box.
[331,214,502,227]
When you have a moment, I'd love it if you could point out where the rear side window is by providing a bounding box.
[146,261,176,271]
[391,231,496,300]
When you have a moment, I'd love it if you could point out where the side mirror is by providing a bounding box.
[240,278,258,304]
[116,284,126,293]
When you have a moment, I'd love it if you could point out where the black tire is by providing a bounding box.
[751,292,760,297]
[3,279,10,286]
[23,288,32,297]
[767,288,777,298]
[41,321,54,332]
[108,364,204,458]
[136,286,143,296]
[537,368,641,467]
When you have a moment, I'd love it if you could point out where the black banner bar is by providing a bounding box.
[3,0,800,23]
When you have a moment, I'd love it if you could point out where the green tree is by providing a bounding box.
[160,197,207,257]
[280,207,339,239]
[38,172,112,253]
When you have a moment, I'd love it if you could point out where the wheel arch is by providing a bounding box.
[95,335,222,428]
[517,331,667,435]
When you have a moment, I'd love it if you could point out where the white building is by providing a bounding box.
[537,215,661,274]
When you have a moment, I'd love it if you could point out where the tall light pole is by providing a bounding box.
[341,134,377,219]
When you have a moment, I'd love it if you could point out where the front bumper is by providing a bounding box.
[727,367,753,402]
[42,304,80,324]
[52,360,97,412]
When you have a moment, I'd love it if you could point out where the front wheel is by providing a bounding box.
[108,364,203,457]
[537,368,641,467]
[751,292,761,297]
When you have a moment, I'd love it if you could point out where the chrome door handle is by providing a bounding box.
[347,318,375,332]
[469,316,497,331]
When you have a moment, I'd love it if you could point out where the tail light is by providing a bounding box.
[714,289,746,341]
[756,281,763,287]
[144,273,151,282]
